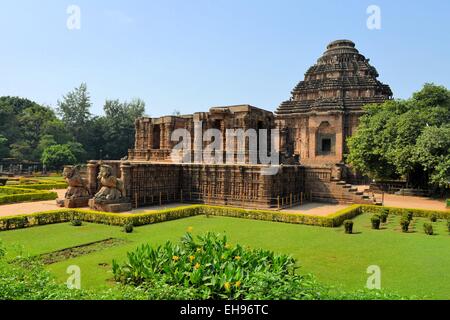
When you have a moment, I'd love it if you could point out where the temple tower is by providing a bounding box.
[276,39,392,166]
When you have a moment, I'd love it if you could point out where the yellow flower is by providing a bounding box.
[196,247,202,252]
[234,256,241,261]
[235,281,241,288]
[194,263,201,270]
[189,255,195,262]
[224,243,231,249]
[172,255,180,262]
[187,226,194,232]
[224,282,231,290]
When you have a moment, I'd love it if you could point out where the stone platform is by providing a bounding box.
[88,199,132,213]
[56,197,90,208]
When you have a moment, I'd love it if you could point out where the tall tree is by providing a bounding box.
[102,98,145,159]
[57,83,92,142]
[0,135,8,159]
[41,144,77,170]
[347,83,450,189]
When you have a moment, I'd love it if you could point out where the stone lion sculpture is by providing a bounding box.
[94,164,126,201]
[63,165,90,199]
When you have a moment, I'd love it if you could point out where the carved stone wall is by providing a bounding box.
[122,162,305,209]
[130,105,276,165]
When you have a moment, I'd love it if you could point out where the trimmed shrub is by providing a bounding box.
[380,209,389,223]
[0,186,57,205]
[430,214,438,223]
[344,220,353,234]
[405,211,414,222]
[17,182,67,190]
[371,215,381,230]
[201,204,363,228]
[400,218,410,233]
[123,223,134,233]
[71,219,82,227]
[0,206,203,232]
[423,223,433,235]
[361,205,450,220]
[0,203,448,233]
[447,220,450,233]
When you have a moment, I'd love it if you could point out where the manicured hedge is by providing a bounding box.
[0,204,362,231]
[0,187,57,205]
[1,203,447,232]
[361,205,450,220]
[201,205,363,228]
[7,178,67,190]
[15,182,68,190]
[0,206,203,231]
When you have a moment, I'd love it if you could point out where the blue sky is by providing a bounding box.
[1,0,449,116]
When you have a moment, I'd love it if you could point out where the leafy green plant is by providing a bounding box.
[400,218,410,233]
[371,215,381,230]
[113,232,329,300]
[447,220,450,233]
[344,220,354,234]
[0,239,408,300]
[123,223,134,233]
[430,214,438,223]
[423,223,433,235]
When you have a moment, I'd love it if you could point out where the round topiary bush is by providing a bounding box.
[380,211,388,223]
[405,211,414,222]
[123,223,134,234]
[430,214,438,223]
[344,220,354,234]
[423,223,434,235]
[400,218,410,233]
[371,215,381,230]
[71,219,82,227]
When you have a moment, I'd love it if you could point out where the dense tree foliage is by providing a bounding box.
[0,96,69,161]
[41,144,77,170]
[347,84,450,189]
[0,84,146,167]
[102,98,145,159]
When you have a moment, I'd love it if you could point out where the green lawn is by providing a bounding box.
[0,213,449,299]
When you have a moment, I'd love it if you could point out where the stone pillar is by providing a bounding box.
[120,161,132,198]
[87,161,98,195]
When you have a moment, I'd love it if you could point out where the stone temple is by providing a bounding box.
[81,40,392,211]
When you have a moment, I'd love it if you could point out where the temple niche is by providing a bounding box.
[276,39,392,166]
